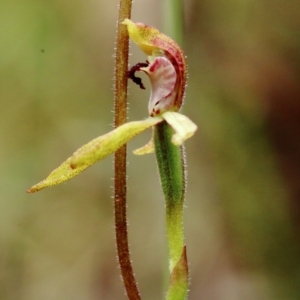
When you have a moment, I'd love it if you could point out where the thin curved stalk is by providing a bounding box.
[114,0,141,299]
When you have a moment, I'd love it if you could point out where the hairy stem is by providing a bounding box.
[154,121,185,269]
[114,1,141,299]
[154,122,188,300]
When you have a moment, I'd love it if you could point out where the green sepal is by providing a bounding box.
[71,117,162,168]
[27,117,162,193]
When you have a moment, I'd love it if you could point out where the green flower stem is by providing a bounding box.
[166,203,184,271]
[154,121,185,269]
[114,1,141,299]
[154,121,188,299]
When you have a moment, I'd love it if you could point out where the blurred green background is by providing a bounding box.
[1,0,300,299]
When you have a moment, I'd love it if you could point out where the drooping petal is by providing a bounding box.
[162,112,198,146]
[27,117,163,193]
[133,130,154,155]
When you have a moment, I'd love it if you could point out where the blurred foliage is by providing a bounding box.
[1,0,300,299]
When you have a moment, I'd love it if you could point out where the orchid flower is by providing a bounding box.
[27,18,196,300]
[27,19,197,194]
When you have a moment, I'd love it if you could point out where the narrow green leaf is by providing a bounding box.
[27,117,162,193]
[154,121,185,267]
[154,121,184,206]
